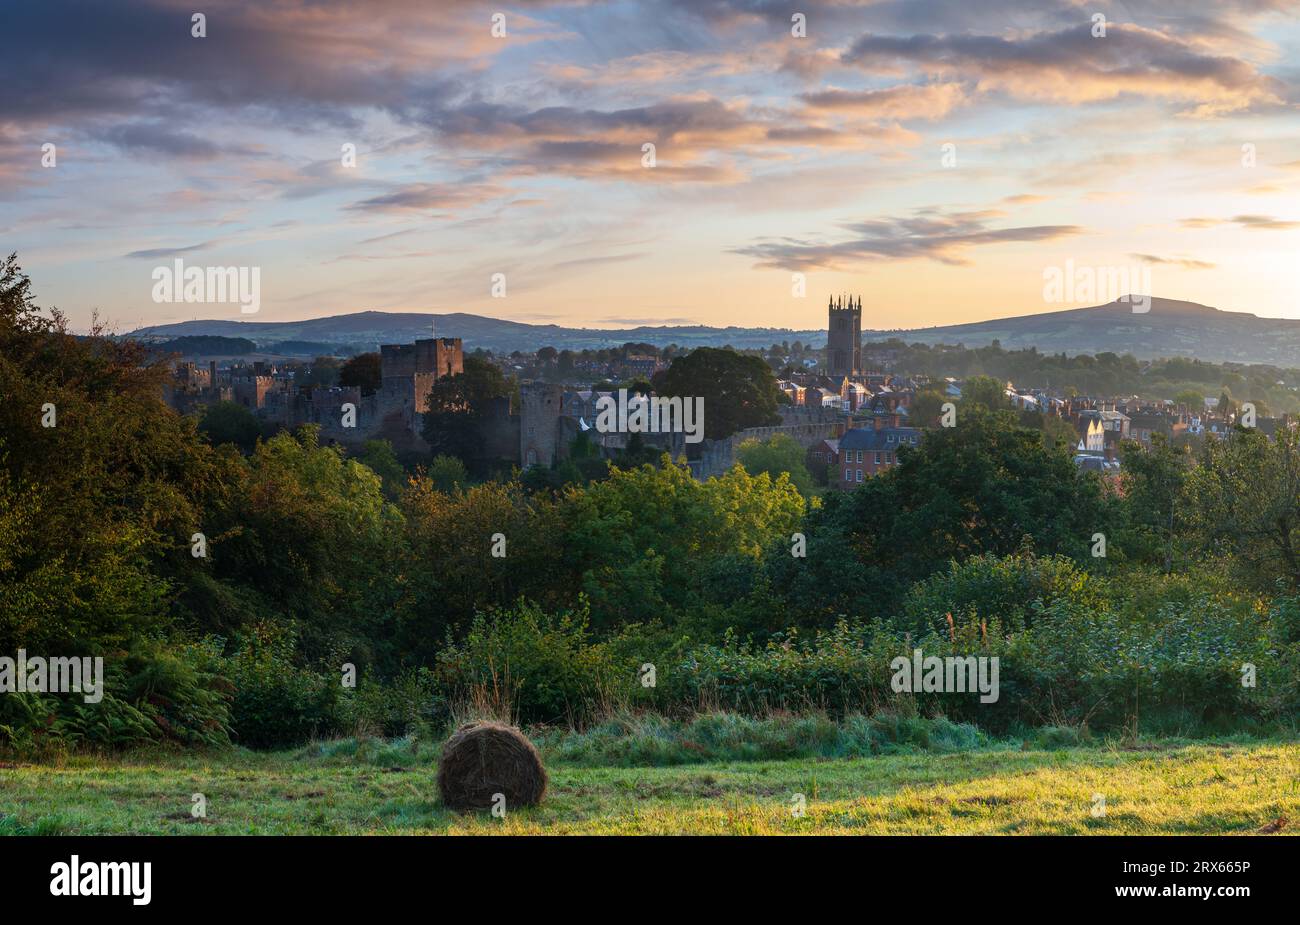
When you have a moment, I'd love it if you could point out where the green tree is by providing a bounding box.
[770,407,1113,621]
[199,400,264,453]
[1185,427,1300,589]
[339,352,382,395]
[356,439,406,499]
[961,375,1010,412]
[1120,435,1191,573]
[297,356,341,389]
[736,433,815,496]
[421,355,511,473]
[909,389,948,428]
[652,347,781,441]
[427,454,469,494]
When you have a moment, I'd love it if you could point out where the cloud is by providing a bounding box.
[1130,253,1216,269]
[124,240,216,259]
[423,95,827,183]
[1,0,572,131]
[346,182,507,214]
[800,83,966,120]
[549,253,648,271]
[841,23,1285,116]
[596,316,699,325]
[98,123,256,159]
[1180,214,1300,230]
[734,208,1084,270]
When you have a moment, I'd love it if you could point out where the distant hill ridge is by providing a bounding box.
[129,297,1300,366]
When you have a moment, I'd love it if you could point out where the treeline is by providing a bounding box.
[2,254,1297,753]
[148,335,257,356]
[856,339,1300,412]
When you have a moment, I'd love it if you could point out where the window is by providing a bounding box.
[856,469,863,482]
[844,468,851,482]
[856,450,863,463]
[875,452,881,465]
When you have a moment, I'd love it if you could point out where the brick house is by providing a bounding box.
[830,424,922,489]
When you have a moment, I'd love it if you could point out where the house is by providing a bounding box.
[830,425,922,490]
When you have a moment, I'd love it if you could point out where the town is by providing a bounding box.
[158,293,1293,488]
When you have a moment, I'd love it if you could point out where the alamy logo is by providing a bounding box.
[1042,259,1151,313]
[151,258,261,314]
[594,388,704,444]
[890,648,1000,703]
[50,856,151,906]
[0,650,103,703]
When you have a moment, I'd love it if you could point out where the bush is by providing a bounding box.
[217,627,340,749]
[0,640,232,754]
[434,599,620,726]
[539,711,991,766]
[676,621,895,716]
[337,667,441,738]
[900,550,1103,636]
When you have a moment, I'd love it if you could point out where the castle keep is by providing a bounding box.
[378,338,464,434]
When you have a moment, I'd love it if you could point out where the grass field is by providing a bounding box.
[2,736,1296,835]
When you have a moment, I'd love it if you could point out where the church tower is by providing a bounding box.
[826,295,862,377]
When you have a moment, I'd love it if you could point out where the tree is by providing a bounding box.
[909,389,947,428]
[0,253,229,653]
[421,355,511,473]
[651,347,781,441]
[769,407,1114,621]
[199,400,264,453]
[736,433,815,496]
[1185,427,1300,589]
[1173,389,1204,411]
[427,454,468,494]
[302,356,343,389]
[339,352,382,395]
[356,439,406,499]
[1119,435,1191,573]
[961,375,1010,412]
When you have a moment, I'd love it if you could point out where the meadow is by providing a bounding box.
[3,723,1296,836]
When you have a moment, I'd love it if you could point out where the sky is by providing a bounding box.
[5,0,1300,334]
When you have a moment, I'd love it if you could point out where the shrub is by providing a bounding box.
[0,640,232,754]
[434,599,620,726]
[539,710,991,766]
[900,551,1103,636]
[337,667,441,738]
[217,627,340,749]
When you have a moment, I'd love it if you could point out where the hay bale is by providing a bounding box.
[437,721,547,812]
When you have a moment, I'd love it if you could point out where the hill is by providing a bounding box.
[128,298,1300,365]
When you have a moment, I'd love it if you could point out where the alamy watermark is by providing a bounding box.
[1042,259,1151,313]
[890,648,1000,703]
[50,856,151,905]
[152,258,261,314]
[0,650,104,703]
[594,388,704,444]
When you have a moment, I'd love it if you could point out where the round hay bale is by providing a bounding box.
[437,721,547,812]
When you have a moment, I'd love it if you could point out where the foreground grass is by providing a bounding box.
[1,737,1296,835]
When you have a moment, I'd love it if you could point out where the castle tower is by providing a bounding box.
[520,382,563,468]
[827,294,862,377]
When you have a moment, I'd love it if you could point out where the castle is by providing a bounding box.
[164,336,464,450]
[827,295,862,377]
